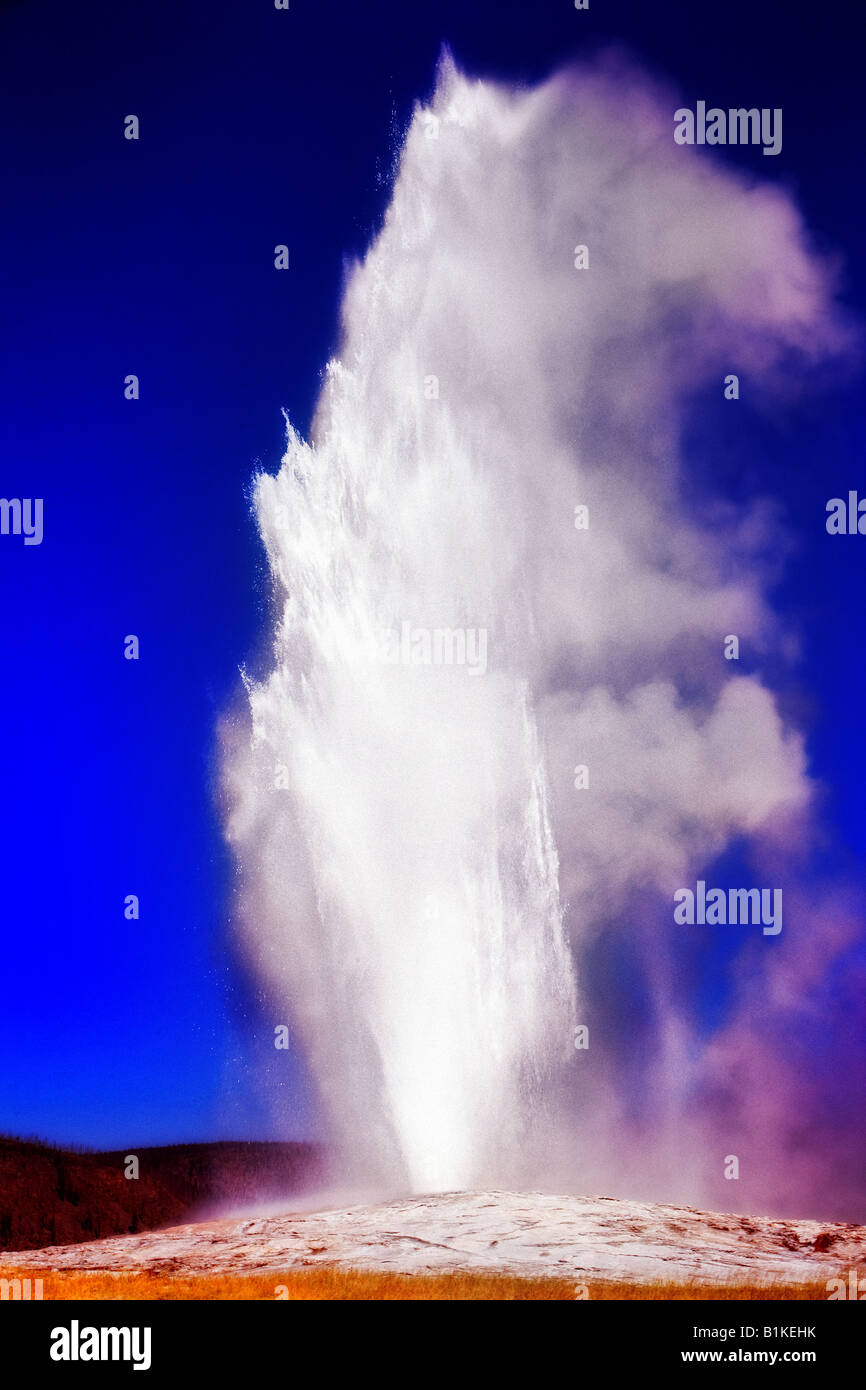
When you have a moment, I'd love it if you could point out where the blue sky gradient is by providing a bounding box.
[0,0,863,1153]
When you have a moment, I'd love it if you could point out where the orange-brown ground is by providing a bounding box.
[1,1267,832,1300]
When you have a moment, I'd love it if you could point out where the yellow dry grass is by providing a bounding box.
[1,1266,834,1301]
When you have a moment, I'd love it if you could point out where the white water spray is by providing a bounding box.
[224,60,578,1194]
[224,53,849,1204]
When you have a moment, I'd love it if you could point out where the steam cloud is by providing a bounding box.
[223,53,863,1217]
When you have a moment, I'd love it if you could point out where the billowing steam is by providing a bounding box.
[223,53,861,1216]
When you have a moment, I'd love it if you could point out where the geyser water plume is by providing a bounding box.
[223,61,580,1193]
[224,53,857,1211]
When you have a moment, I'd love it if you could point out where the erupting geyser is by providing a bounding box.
[223,52,853,1212]
[223,61,579,1194]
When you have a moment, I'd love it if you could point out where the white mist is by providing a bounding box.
[223,52,847,1209]
[223,61,578,1193]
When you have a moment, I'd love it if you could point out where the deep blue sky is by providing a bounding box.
[0,0,863,1150]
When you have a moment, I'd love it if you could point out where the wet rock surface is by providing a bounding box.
[6,1190,866,1285]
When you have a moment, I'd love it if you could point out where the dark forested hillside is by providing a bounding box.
[0,1137,324,1251]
